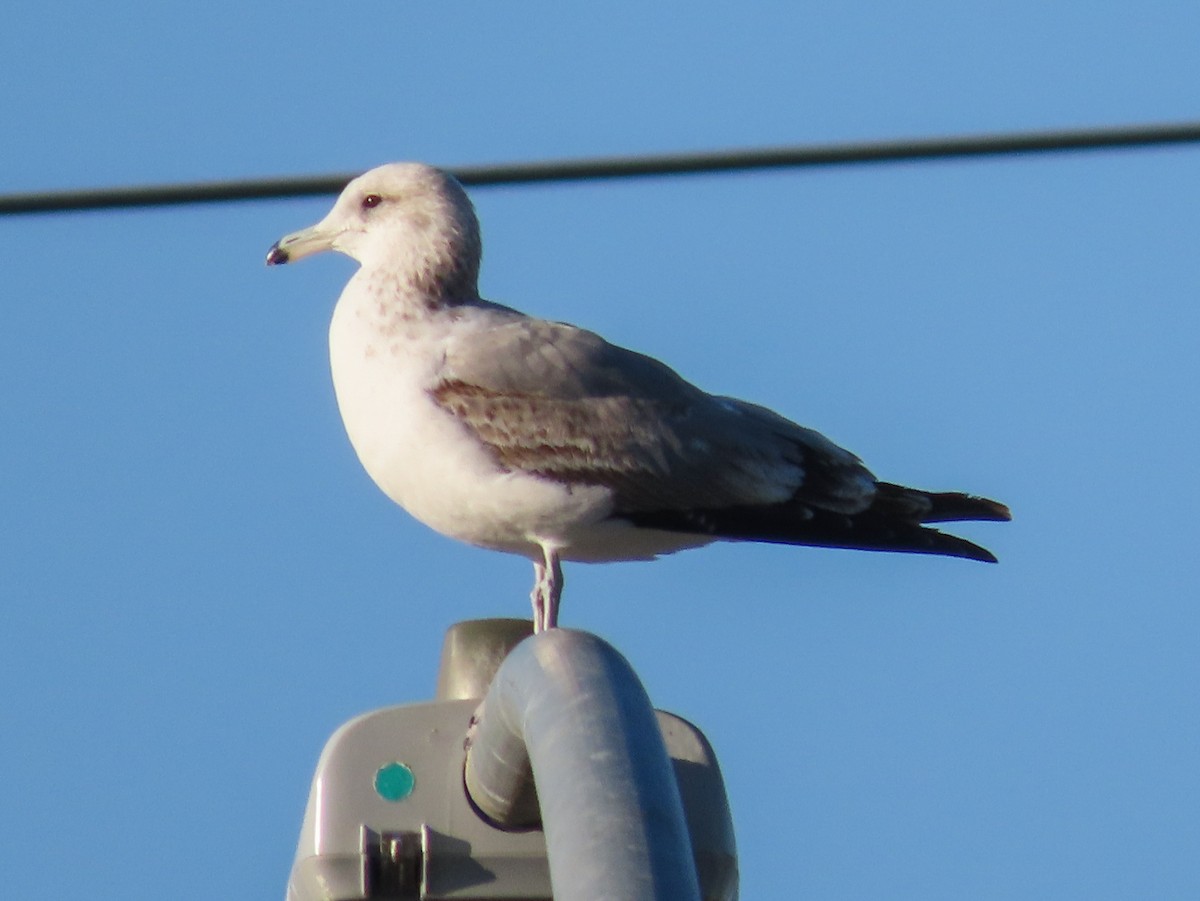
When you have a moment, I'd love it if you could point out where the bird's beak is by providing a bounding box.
[265,220,337,266]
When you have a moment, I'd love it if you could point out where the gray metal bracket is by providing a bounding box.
[285,620,738,901]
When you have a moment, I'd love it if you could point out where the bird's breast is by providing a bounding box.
[326,293,615,556]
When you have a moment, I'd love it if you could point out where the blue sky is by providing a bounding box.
[3,3,1198,898]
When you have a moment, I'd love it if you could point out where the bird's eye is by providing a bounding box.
[362,193,382,209]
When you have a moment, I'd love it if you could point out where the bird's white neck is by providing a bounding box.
[355,219,481,311]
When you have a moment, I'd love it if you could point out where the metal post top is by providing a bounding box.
[287,620,738,901]
[435,618,534,701]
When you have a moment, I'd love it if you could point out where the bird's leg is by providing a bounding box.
[529,546,564,632]
[543,548,562,630]
[529,560,547,632]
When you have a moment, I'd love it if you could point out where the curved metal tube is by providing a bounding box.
[464,628,701,901]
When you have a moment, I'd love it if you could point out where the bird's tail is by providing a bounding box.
[624,483,1010,563]
[831,482,1011,562]
[874,482,1012,524]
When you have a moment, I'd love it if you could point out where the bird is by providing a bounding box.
[266,162,1009,632]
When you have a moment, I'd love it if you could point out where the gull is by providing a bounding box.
[267,162,1009,631]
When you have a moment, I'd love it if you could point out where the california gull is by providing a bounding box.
[266,162,1009,631]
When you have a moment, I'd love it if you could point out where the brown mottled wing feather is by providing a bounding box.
[431,316,876,514]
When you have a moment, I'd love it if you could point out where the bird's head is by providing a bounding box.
[266,162,482,299]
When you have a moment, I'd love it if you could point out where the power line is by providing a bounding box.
[3,119,1200,217]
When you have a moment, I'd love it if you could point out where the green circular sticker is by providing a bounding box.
[374,761,415,801]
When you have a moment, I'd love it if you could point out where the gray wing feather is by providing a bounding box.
[432,317,876,514]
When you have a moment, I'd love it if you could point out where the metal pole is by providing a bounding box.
[464,628,702,901]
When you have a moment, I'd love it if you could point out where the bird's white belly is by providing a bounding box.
[328,301,617,560]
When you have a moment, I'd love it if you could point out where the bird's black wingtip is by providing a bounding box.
[977,547,1000,564]
[928,530,1001,564]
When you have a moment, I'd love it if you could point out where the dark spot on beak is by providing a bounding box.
[265,242,290,266]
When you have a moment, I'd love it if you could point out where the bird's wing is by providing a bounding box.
[431,316,876,514]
